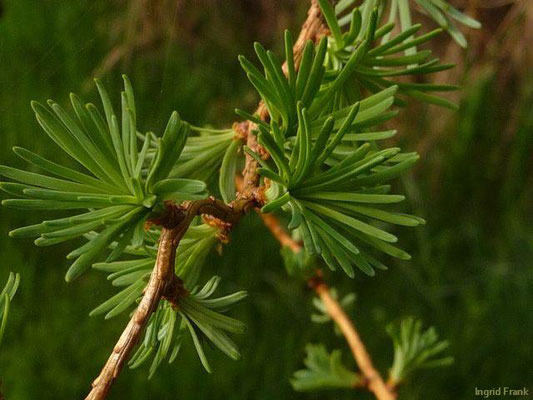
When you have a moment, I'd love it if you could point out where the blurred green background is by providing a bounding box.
[0,0,531,399]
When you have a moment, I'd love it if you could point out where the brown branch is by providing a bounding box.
[309,278,397,400]
[236,0,327,192]
[236,0,323,255]
[260,212,395,400]
[259,212,303,253]
[86,224,184,400]
[233,4,396,398]
[236,0,396,400]
[85,199,254,400]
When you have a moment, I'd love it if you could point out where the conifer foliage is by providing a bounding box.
[0,272,19,348]
[0,0,478,398]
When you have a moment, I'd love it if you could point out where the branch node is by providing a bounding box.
[306,270,324,290]
[162,275,188,310]
[233,121,249,142]
[146,201,186,229]
[202,214,233,244]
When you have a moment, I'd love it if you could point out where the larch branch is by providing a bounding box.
[238,0,323,255]
[310,279,397,400]
[87,1,393,399]
[86,225,185,400]
[85,198,255,400]
[232,3,397,397]
[238,4,397,398]
[236,0,327,196]
[258,212,303,253]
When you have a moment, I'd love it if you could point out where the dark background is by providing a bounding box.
[0,1,531,399]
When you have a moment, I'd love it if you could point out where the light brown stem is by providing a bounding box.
[236,0,327,192]
[86,225,184,400]
[259,212,302,253]
[238,3,395,399]
[313,281,397,400]
[235,175,302,253]
[85,199,253,400]
[238,0,323,255]
[237,4,394,396]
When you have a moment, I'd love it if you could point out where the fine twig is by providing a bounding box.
[235,0,328,191]
[240,1,396,399]
[308,277,397,400]
[259,212,303,253]
[260,212,397,400]
[234,2,396,398]
[235,175,303,253]
[252,203,395,399]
